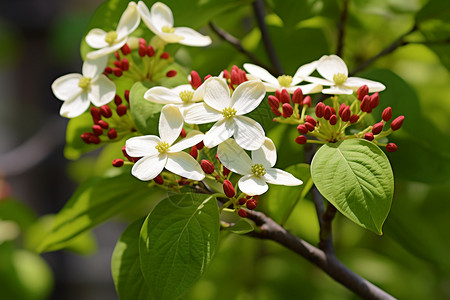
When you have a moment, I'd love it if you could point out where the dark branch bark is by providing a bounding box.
[246,210,396,300]
[319,201,337,251]
[336,0,350,57]
[252,0,284,76]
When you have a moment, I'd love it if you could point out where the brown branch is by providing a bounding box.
[319,201,337,251]
[246,210,396,300]
[336,0,350,57]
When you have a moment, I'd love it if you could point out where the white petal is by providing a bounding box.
[203,118,235,148]
[183,103,221,124]
[159,105,183,145]
[125,135,161,157]
[86,41,126,60]
[173,27,212,46]
[59,91,90,118]
[286,83,323,95]
[265,168,303,186]
[82,55,108,78]
[116,2,141,40]
[144,86,183,104]
[150,2,174,32]
[262,82,279,92]
[243,63,279,85]
[217,138,252,175]
[317,55,348,81]
[231,80,266,115]
[85,28,108,49]
[251,137,277,168]
[89,75,116,107]
[169,130,204,152]
[233,116,265,151]
[170,84,194,94]
[322,86,354,95]
[293,60,318,79]
[131,153,167,181]
[51,73,83,101]
[344,77,386,93]
[302,76,334,86]
[203,77,231,111]
[238,175,268,196]
[165,152,205,181]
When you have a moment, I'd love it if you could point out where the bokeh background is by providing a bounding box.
[1,0,450,299]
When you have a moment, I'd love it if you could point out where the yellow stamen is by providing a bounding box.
[162,26,175,33]
[277,75,293,87]
[155,141,170,153]
[333,73,348,85]
[78,77,91,89]
[179,90,194,102]
[105,31,118,45]
[222,107,237,119]
[251,164,266,176]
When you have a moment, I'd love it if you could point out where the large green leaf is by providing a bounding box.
[415,0,450,22]
[129,80,162,135]
[112,217,150,300]
[311,139,394,234]
[37,170,156,253]
[140,193,220,300]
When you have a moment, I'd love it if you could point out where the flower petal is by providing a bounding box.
[262,82,279,92]
[85,28,108,49]
[243,63,279,85]
[165,152,205,181]
[82,56,108,78]
[322,86,354,95]
[173,27,212,46]
[86,41,126,60]
[203,77,231,111]
[238,175,268,196]
[117,2,141,40]
[159,104,184,145]
[203,118,235,148]
[344,77,386,93]
[51,73,83,101]
[144,86,183,104]
[265,168,303,186]
[293,60,319,79]
[302,76,334,86]
[89,75,117,107]
[286,83,323,95]
[59,91,90,118]
[149,1,174,32]
[251,137,277,168]
[131,153,167,181]
[183,103,221,124]
[217,138,252,175]
[125,135,160,157]
[233,116,265,151]
[169,130,204,152]
[231,80,266,115]
[317,55,348,81]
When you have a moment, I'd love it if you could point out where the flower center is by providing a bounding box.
[162,26,175,33]
[179,90,194,102]
[155,141,170,153]
[277,75,293,87]
[78,76,92,89]
[251,164,266,176]
[222,107,237,119]
[105,31,118,45]
[333,73,348,85]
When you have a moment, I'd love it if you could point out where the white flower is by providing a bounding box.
[303,55,386,95]
[184,77,266,151]
[51,56,116,118]
[243,62,322,94]
[85,2,140,60]
[125,105,205,181]
[217,138,302,196]
[144,84,205,114]
[137,1,212,47]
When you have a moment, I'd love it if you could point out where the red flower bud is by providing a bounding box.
[295,135,307,144]
[138,44,147,57]
[200,160,215,174]
[275,89,281,101]
[160,52,170,59]
[386,143,398,152]
[238,208,247,218]
[349,114,359,124]
[246,199,258,210]
[338,103,346,116]
[114,51,120,60]
[92,125,103,136]
[222,69,230,79]
[147,45,155,57]
[297,124,308,134]
[204,75,212,81]
[112,159,124,167]
[357,85,369,100]
[89,135,100,144]
[370,92,379,109]
[90,106,101,121]
[121,44,131,55]
[390,115,404,131]
[315,102,325,118]
[280,89,290,104]
[302,96,311,107]
[190,146,198,159]
[108,128,117,139]
[360,95,371,112]
[138,38,147,46]
[372,121,383,135]
[190,71,202,89]
[166,70,177,77]
[98,120,109,129]
[222,166,230,177]
[282,103,293,118]
[113,60,122,69]
[271,106,282,116]
[329,114,337,125]
[304,122,315,132]
[292,88,303,104]
[104,66,113,74]
[382,107,392,122]
[223,180,235,198]
[324,106,332,120]
[305,115,316,127]
[114,95,122,105]
[340,106,351,122]
[113,67,123,77]
[196,141,204,150]
[238,198,247,205]
[268,95,280,110]
[124,90,130,102]
[117,104,127,116]
[81,132,93,144]
[180,128,186,138]
[121,58,129,71]
[154,174,164,185]
[364,132,374,141]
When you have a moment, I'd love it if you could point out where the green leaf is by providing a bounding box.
[415,0,450,22]
[129,81,162,135]
[139,193,220,300]
[225,219,254,234]
[37,170,156,253]
[266,163,313,225]
[112,217,151,300]
[311,139,394,234]
[0,198,37,231]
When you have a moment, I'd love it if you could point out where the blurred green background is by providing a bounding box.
[1,0,450,299]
